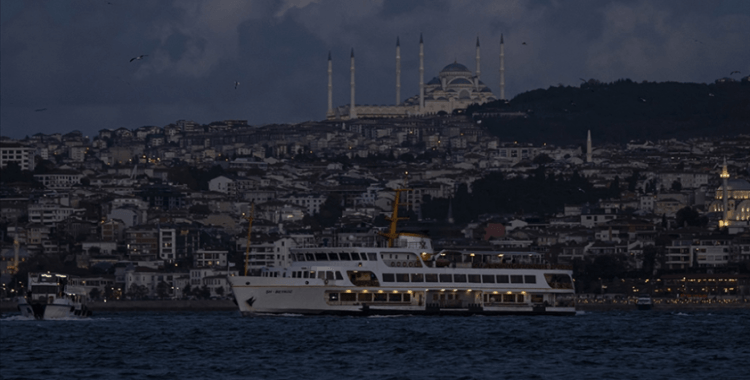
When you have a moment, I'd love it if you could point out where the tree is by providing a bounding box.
[89,287,101,300]
[156,281,170,299]
[671,180,682,192]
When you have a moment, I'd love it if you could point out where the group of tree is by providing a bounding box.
[421,168,621,224]
[468,80,750,145]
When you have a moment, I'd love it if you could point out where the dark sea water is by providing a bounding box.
[1,309,748,380]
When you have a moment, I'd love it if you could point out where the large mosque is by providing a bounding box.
[327,34,506,120]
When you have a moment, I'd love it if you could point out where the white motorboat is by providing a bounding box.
[17,273,91,319]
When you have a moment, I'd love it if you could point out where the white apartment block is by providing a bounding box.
[33,171,84,189]
[0,143,34,171]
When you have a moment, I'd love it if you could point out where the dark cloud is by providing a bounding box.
[1,0,748,138]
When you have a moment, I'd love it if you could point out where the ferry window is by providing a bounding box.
[454,274,467,283]
[524,275,536,284]
[296,254,305,261]
[328,252,339,260]
[425,274,438,282]
[310,271,315,278]
[358,293,373,302]
[439,274,452,282]
[482,275,495,283]
[374,293,387,302]
[510,275,523,284]
[303,271,309,279]
[339,252,351,260]
[411,273,424,282]
[531,294,544,303]
[497,275,509,283]
[516,294,525,303]
[329,293,339,301]
[382,273,395,282]
[352,252,363,260]
[336,271,344,280]
[341,293,356,302]
[318,272,326,279]
[468,274,481,283]
[389,293,402,302]
[503,294,514,302]
[396,273,410,282]
[306,253,315,261]
[403,293,411,302]
[367,253,377,261]
[315,253,328,261]
[326,271,335,280]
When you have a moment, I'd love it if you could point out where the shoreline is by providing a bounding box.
[3,299,749,314]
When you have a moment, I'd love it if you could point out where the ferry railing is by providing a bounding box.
[434,262,572,270]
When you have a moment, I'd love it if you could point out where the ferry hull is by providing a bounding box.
[230,281,576,317]
[17,297,90,320]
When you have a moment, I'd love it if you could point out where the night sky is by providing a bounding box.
[1,0,748,139]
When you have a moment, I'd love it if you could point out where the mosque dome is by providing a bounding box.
[450,78,473,85]
[427,77,441,85]
[441,62,471,73]
[718,179,750,191]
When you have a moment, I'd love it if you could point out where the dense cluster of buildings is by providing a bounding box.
[1,114,749,300]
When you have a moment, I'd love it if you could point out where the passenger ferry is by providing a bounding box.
[17,273,91,319]
[229,188,576,316]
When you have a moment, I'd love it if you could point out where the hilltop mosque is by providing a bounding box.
[327,34,506,120]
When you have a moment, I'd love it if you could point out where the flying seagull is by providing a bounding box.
[730,71,741,75]
[709,93,715,97]
[234,81,240,89]
[522,42,527,45]
[130,55,147,62]
[638,97,647,103]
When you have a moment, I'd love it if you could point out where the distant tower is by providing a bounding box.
[499,34,505,100]
[327,51,333,118]
[396,37,401,105]
[586,130,593,163]
[475,36,481,90]
[349,48,357,119]
[720,157,730,227]
[419,33,424,113]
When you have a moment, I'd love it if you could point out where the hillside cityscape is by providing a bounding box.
[1,81,749,304]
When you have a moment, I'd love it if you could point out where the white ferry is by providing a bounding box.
[17,273,91,319]
[229,188,576,316]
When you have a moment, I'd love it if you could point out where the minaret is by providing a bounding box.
[349,48,357,119]
[327,51,333,118]
[586,130,593,163]
[475,36,481,90]
[720,157,730,227]
[396,37,401,105]
[419,33,424,113]
[499,34,505,100]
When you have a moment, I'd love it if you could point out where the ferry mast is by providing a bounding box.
[242,204,255,276]
[378,174,412,247]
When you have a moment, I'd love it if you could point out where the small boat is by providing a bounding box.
[636,295,653,311]
[17,273,91,320]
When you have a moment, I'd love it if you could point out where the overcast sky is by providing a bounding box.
[1,0,748,139]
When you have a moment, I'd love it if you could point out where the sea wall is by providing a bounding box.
[0,299,237,313]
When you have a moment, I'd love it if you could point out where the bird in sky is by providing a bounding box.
[730,71,741,75]
[130,55,147,62]
[234,81,240,89]
[579,78,586,82]
[522,42,527,45]
[709,93,715,97]
[638,97,647,103]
